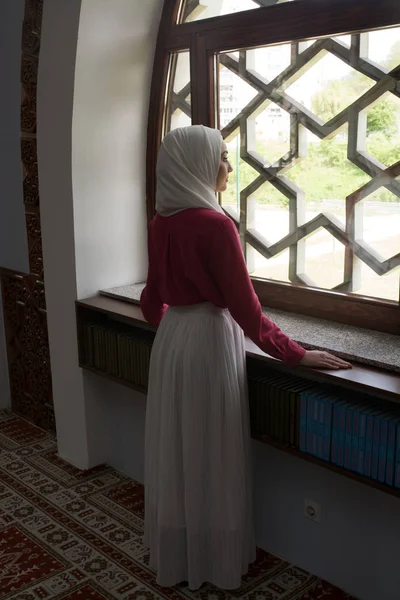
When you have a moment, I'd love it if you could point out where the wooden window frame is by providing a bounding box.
[146,0,400,335]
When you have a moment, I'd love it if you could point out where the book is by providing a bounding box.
[347,401,369,472]
[331,399,340,464]
[357,403,369,476]
[305,389,331,458]
[306,392,315,455]
[314,390,327,459]
[266,373,288,440]
[344,402,355,470]
[248,378,257,433]
[378,411,394,483]
[84,323,94,366]
[322,395,336,462]
[279,383,289,444]
[254,371,284,437]
[363,406,383,478]
[350,403,360,472]
[117,334,129,381]
[104,328,112,374]
[93,326,101,370]
[299,391,308,452]
[336,400,351,467]
[386,415,400,486]
[371,410,387,480]
[275,377,308,445]
[288,380,315,448]
[395,421,400,488]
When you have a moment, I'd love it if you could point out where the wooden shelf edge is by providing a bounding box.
[254,434,400,500]
[76,296,400,401]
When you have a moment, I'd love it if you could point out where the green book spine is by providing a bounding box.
[84,323,94,366]
[93,326,100,370]
[127,336,135,383]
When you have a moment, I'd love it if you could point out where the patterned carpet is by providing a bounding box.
[0,410,356,600]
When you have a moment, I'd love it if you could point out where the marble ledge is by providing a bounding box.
[100,284,400,374]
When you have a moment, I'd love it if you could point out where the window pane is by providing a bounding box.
[247,245,290,283]
[164,51,192,136]
[180,0,295,23]
[217,27,400,302]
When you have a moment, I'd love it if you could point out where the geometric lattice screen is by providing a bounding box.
[219,32,400,302]
[167,26,400,302]
[167,52,192,133]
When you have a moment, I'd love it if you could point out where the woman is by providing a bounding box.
[141,125,350,590]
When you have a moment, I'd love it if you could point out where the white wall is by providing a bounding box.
[72,0,157,298]
[84,373,147,482]
[38,0,91,469]
[90,392,400,600]
[37,2,400,599]
[38,0,162,469]
[253,442,400,600]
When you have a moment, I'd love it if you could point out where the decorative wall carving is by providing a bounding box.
[1,0,54,431]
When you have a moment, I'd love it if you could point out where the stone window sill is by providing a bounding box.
[99,283,399,375]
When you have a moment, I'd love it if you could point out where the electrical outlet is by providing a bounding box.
[304,498,321,523]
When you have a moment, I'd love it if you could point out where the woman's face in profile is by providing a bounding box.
[215,142,233,193]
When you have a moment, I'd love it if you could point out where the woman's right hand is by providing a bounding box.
[299,350,352,370]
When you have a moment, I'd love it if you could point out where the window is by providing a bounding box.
[164,51,192,135]
[218,33,400,303]
[179,0,296,23]
[147,0,400,334]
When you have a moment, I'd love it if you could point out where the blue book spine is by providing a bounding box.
[378,416,389,483]
[323,400,332,461]
[317,397,325,459]
[371,415,381,480]
[306,395,315,455]
[337,403,347,467]
[394,423,400,488]
[344,406,353,470]
[313,395,319,457]
[386,419,397,486]
[364,413,374,477]
[351,407,360,472]
[299,393,307,452]
[357,411,367,476]
[331,403,340,464]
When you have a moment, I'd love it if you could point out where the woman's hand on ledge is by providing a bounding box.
[300,350,352,370]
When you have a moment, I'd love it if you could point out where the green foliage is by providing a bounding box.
[367,100,398,137]
[224,134,399,208]
[311,36,400,135]
[312,78,398,137]
[312,75,369,123]
[222,39,400,209]
[286,141,370,203]
[366,132,400,167]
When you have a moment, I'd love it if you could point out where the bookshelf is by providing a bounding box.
[76,296,400,498]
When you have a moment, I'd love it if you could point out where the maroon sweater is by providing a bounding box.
[141,208,305,365]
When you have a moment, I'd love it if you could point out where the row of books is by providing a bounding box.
[81,322,152,389]
[247,366,400,488]
[81,326,399,488]
[300,390,400,488]
[247,367,315,447]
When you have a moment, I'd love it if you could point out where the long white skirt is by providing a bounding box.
[144,303,255,590]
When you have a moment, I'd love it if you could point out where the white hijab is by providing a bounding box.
[155,125,224,217]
